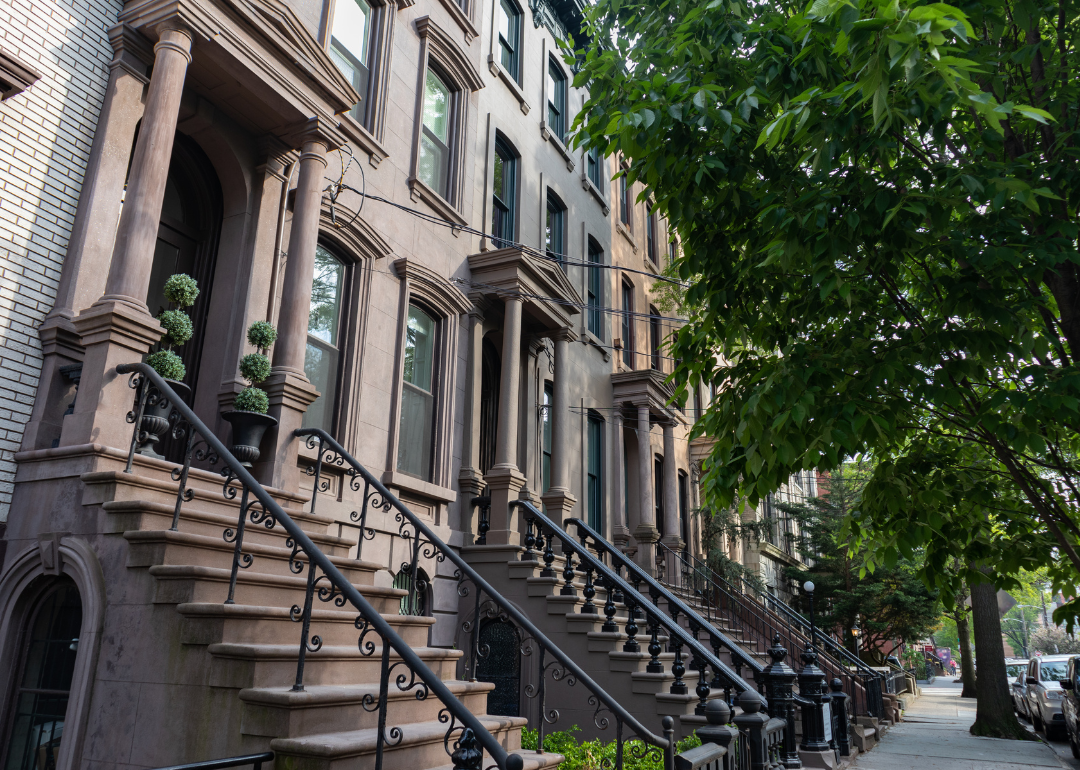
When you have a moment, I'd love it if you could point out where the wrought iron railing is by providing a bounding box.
[118,364,523,770]
[148,753,275,770]
[295,428,676,770]
[657,541,885,721]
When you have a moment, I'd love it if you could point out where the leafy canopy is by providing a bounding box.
[571,0,1080,595]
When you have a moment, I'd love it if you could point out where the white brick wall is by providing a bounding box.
[0,0,122,520]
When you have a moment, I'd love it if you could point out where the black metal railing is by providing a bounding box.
[657,541,885,721]
[119,364,522,770]
[148,753,274,770]
[296,428,676,770]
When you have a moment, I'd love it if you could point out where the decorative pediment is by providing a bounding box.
[320,202,394,262]
[612,369,675,418]
[393,258,472,316]
[467,247,581,332]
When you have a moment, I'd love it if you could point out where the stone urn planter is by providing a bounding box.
[221,410,277,466]
[138,380,190,457]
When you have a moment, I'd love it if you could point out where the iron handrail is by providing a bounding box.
[294,428,674,766]
[509,500,765,702]
[147,753,274,770]
[116,364,522,770]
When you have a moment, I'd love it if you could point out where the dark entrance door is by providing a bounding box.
[476,620,520,716]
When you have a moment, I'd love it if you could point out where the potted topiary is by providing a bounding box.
[222,321,278,466]
[140,274,199,455]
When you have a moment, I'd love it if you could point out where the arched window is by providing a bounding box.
[397,303,438,480]
[303,245,350,434]
[2,581,82,770]
[476,620,520,716]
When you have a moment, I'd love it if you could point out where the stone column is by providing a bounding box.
[484,296,526,545]
[611,410,629,550]
[662,420,683,581]
[60,23,194,449]
[541,329,577,530]
[459,306,486,541]
[633,404,658,574]
[23,25,153,450]
[255,121,340,495]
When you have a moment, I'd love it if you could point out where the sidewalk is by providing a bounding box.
[850,679,1065,769]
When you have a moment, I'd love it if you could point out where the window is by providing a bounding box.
[587,146,603,189]
[587,412,603,531]
[654,455,665,538]
[619,171,631,229]
[650,305,661,371]
[541,382,553,493]
[646,203,658,264]
[398,304,438,480]
[303,246,348,433]
[3,581,82,770]
[492,137,516,248]
[693,381,703,420]
[547,58,567,143]
[545,191,565,264]
[329,0,373,122]
[669,236,678,264]
[496,0,521,82]
[419,69,453,199]
[621,280,634,368]
[587,241,602,337]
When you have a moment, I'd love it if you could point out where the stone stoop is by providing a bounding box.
[90,458,551,770]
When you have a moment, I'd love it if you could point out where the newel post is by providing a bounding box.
[731,690,770,770]
[761,635,801,768]
[830,678,851,756]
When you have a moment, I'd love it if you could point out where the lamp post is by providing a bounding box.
[804,580,817,652]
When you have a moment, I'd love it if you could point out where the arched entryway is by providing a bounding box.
[0,579,82,770]
[145,131,223,400]
[476,619,520,717]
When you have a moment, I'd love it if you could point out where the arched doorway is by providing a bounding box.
[145,132,223,400]
[1,580,82,770]
[476,619,520,717]
[479,337,501,474]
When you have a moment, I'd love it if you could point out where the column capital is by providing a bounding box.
[108,24,153,79]
[282,116,348,153]
[546,326,578,344]
[152,23,194,63]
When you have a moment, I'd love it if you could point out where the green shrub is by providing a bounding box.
[163,273,199,308]
[146,350,186,381]
[234,386,269,414]
[239,353,272,385]
[157,309,193,346]
[247,321,278,352]
[519,726,700,770]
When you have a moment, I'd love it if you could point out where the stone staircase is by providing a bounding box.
[83,455,559,770]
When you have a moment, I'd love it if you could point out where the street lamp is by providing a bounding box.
[804,580,817,652]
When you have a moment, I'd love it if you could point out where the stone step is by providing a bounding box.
[239,680,495,739]
[208,643,462,690]
[123,529,376,586]
[269,714,537,770]
[104,498,356,558]
[176,602,433,649]
[146,564,403,612]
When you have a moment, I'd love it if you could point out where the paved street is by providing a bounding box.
[851,679,1068,769]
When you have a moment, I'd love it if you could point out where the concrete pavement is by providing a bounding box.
[850,679,1066,769]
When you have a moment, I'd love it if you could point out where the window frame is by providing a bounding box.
[620,279,634,368]
[646,202,658,264]
[650,305,661,371]
[397,301,442,482]
[496,0,522,82]
[587,411,604,532]
[546,56,568,144]
[654,454,665,538]
[541,381,553,493]
[545,190,566,265]
[586,239,603,338]
[302,243,354,437]
[587,146,603,189]
[492,135,518,248]
[619,169,632,230]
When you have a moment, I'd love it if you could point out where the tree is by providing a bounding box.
[1030,625,1080,654]
[1001,568,1054,657]
[938,571,977,697]
[572,0,1080,621]
[781,465,942,661]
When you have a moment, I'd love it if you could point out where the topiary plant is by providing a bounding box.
[148,273,199,382]
[233,321,277,414]
[146,350,185,381]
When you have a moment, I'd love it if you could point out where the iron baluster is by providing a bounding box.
[581,562,596,613]
[472,495,491,545]
[522,516,536,560]
[670,633,687,695]
[560,549,576,596]
[124,374,151,473]
[349,478,377,560]
[615,720,624,770]
[375,641,391,770]
[224,485,251,604]
[622,594,640,652]
[601,573,618,632]
[309,433,326,514]
[540,525,555,577]
[450,728,483,770]
[468,587,482,681]
[537,646,547,753]
[645,607,663,674]
[695,656,711,714]
[170,421,199,531]
[292,559,319,692]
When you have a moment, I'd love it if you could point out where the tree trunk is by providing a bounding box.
[969,575,1031,739]
[956,608,977,699]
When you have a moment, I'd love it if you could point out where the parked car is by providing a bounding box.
[1025,655,1072,738]
[1007,659,1029,717]
[1060,656,1080,757]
